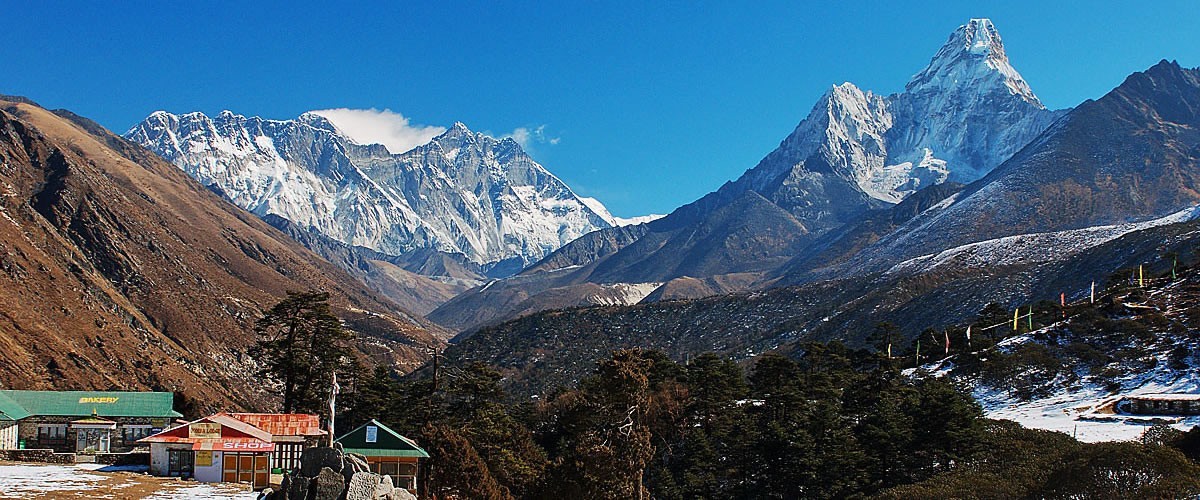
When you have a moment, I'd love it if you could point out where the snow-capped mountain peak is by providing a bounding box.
[730,18,1062,214]
[126,110,624,275]
[908,17,1042,108]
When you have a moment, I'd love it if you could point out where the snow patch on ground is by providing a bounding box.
[913,318,1200,443]
[0,463,258,499]
[0,464,107,497]
[587,283,663,306]
[141,483,259,499]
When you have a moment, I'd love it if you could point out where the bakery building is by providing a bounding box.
[335,419,429,493]
[140,412,326,489]
[0,390,180,453]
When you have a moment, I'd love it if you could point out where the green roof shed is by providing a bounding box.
[336,419,429,458]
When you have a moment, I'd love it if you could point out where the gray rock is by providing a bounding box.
[346,471,381,500]
[392,487,417,500]
[285,473,309,500]
[346,454,369,474]
[312,467,344,500]
[374,475,395,500]
[300,447,343,477]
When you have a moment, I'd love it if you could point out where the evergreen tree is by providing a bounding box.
[249,291,355,414]
[423,423,513,500]
[544,349,656,499]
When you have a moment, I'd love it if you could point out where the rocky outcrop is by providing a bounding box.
[270,447,410,500]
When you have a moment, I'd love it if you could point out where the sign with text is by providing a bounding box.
[365,425,378,443]
[78,397,119,404]
[195,450,213,467]
[221,440,274,451]
[188,422,221,439]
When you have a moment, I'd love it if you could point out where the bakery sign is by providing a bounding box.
[188,422,222,439]
[78,397,119,404]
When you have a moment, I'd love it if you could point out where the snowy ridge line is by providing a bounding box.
[884,204,1200,278]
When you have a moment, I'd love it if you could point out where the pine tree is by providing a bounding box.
[249,291,355,414]
[422,423,513,500]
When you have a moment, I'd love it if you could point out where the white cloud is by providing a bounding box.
[309,108,445,154]
[502,125,561,149]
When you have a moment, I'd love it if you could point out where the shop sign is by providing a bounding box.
[189,423,221,439]
[221,441,273,451]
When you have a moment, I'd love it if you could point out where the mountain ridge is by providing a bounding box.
[0,97,445,412]
[431,18,1065,332]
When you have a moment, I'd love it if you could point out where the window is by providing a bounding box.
[167,449,194,477]
[123,426,153,442]
[271,443,304,472]
[38,425,67,445]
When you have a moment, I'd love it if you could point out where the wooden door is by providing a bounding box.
[222,454,238,482]
[254,455,269,488]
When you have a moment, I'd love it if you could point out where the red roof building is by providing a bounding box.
[140,412,326,489]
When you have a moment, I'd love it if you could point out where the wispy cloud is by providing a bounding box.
[310,108,445,154]
[502,125,561,149]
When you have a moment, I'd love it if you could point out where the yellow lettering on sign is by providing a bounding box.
[78,397,119,404]
[196,451,214,467]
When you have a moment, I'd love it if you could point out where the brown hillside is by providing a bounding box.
[0,98,447,413]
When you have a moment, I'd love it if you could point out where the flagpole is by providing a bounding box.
[329,371,339,447]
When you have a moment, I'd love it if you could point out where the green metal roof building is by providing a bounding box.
[336,419,429,458]
[0,390,182,419]
[336,419,428,493]
[0,390,181,454]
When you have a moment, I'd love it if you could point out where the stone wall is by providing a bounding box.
[95,451,150,466]
[0,448,76,464]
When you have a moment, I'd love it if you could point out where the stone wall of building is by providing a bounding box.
[0,448,76,464]
[15,416,166,453]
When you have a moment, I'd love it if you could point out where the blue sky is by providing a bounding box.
[4,1,1198,218]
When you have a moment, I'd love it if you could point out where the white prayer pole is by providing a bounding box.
[329,371,339,447]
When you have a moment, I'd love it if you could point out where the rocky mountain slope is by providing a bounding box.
[909,258,1200,443]
[126,112,622,281]
[828,60,1200,278]
[0,96,446,412]
[444,205,1200,398]
[432,18,1063,332]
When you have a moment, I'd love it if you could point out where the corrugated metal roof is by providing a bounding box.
[340,448,427,458]
[226,413,326,437]
[0,392,31,421]
[0,390,181,418]
[1127,393,1200,401]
